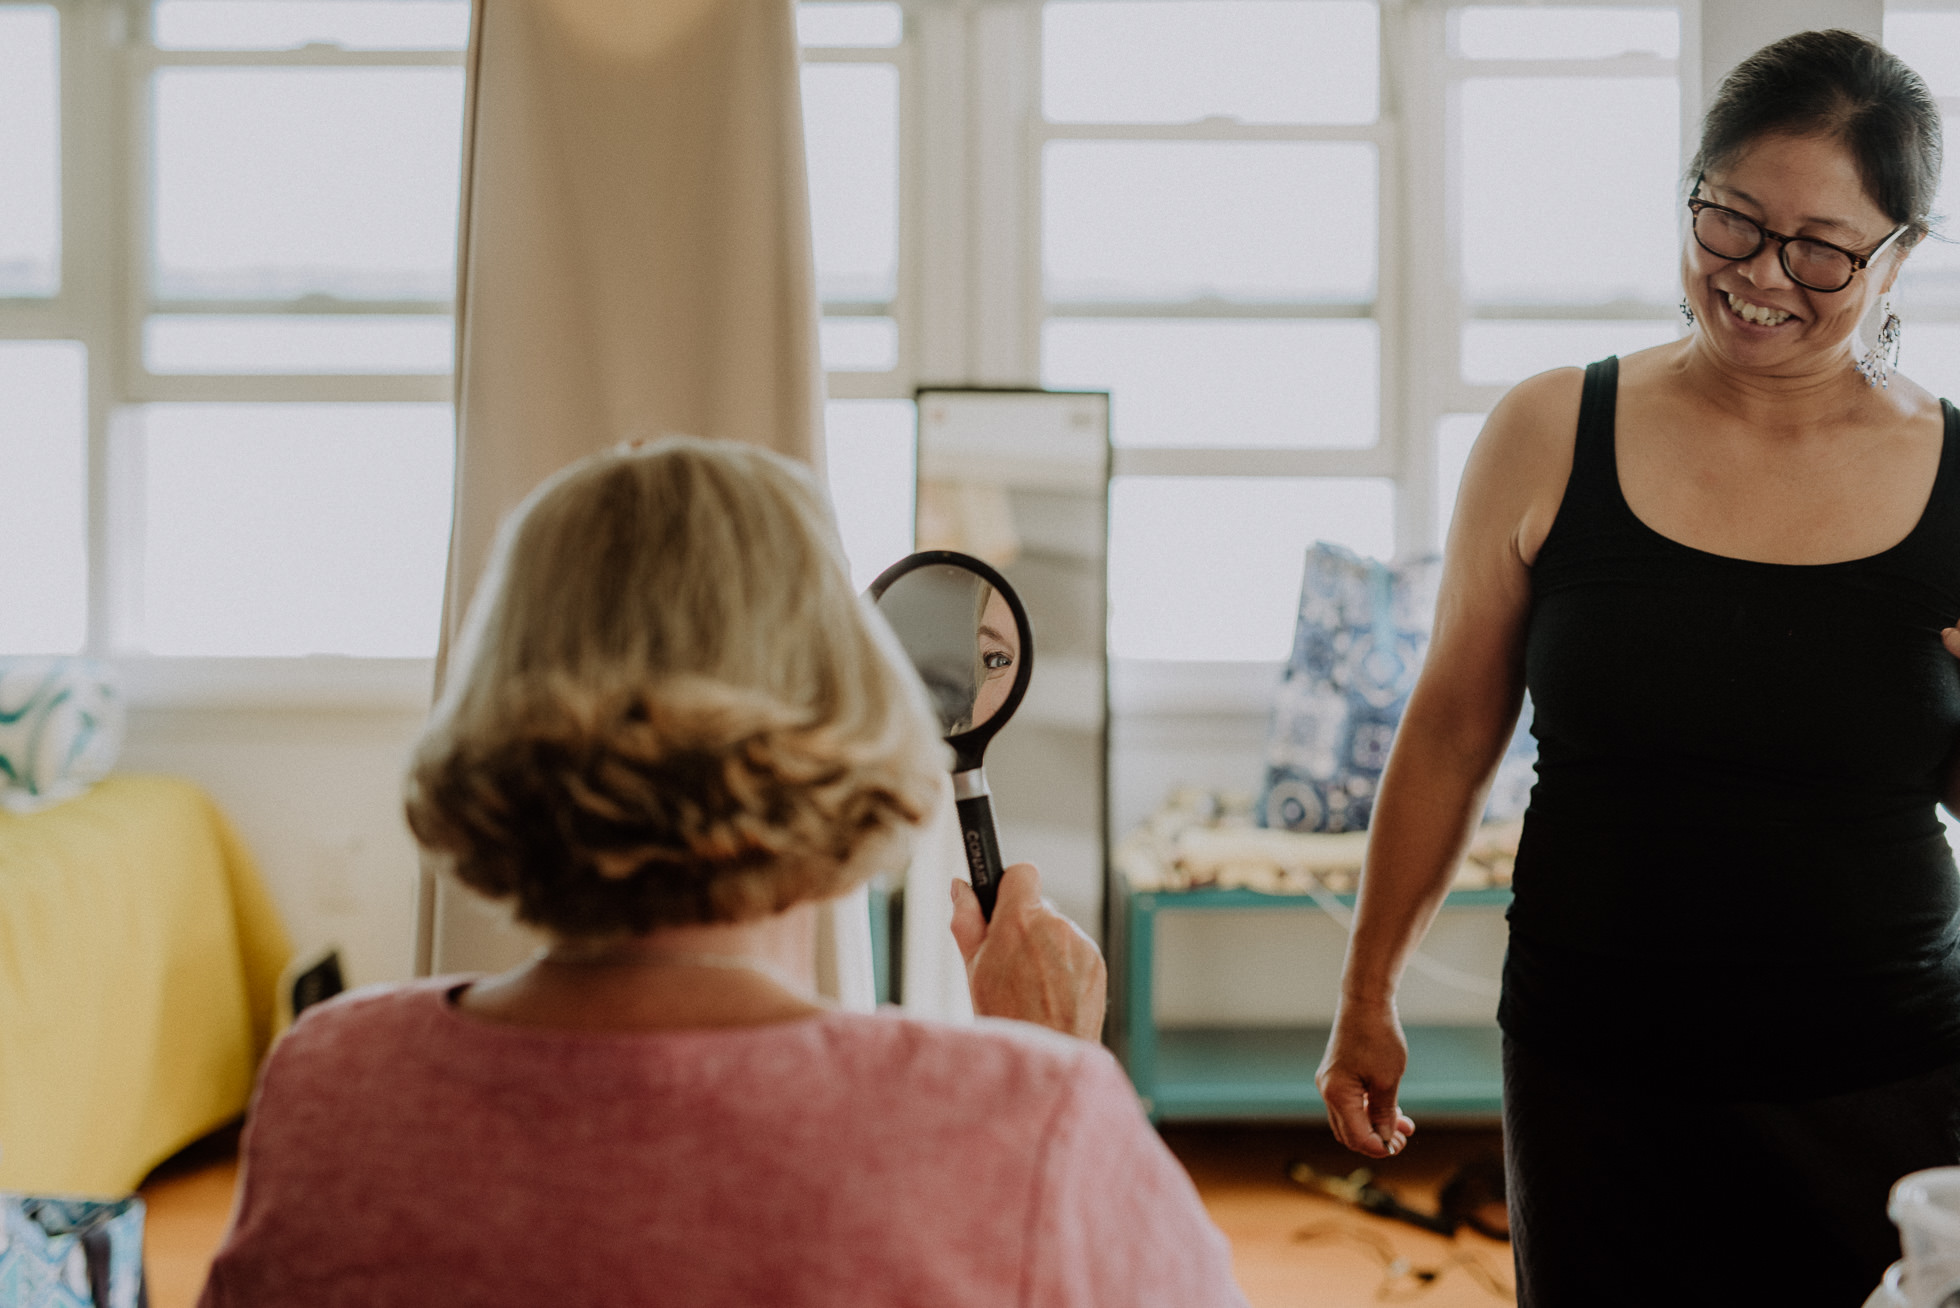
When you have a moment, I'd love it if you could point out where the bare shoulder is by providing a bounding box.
[1886,370,1950,428]
[1454,366,1586,568]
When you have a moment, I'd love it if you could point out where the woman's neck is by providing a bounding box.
[1672,335,1882,432]
[455,903,830,1032]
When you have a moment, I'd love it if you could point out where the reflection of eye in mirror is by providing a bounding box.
[971,584,1021,730]
[867,550,1036,919]
[871,564,995,736]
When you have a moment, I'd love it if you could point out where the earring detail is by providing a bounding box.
[1679,297,1696,326]
[1856,301,1903,389]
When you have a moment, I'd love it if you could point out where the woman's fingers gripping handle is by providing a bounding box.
[951,864,1107,1041]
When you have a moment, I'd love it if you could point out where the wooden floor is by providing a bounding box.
[1165,1124,1514,1306]
[139,1123,1513,1307]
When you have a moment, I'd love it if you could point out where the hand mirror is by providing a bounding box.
[868,550,1034,919]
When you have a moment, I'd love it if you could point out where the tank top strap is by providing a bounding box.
[1568,356,1622,503]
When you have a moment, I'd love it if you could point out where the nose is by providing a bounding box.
[1737,238,1795,291]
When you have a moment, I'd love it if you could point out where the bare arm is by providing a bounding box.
[1316,368,1580,1157]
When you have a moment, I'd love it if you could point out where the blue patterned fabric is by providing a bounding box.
[0,660,123,814]
[1260,543,1536,833]
[0,1195,146,1308]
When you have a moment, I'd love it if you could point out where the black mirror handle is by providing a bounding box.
[953,768,1003,919]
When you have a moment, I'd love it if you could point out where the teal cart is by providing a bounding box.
[1109,876,1511,1121]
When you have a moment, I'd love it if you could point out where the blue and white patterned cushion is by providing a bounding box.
[0,1195,147,1308]
[0,659,124,814]
[1260,543,1536,833]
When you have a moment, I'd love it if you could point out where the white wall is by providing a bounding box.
[115,662,434,989]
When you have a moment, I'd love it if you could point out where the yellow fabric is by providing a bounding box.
[0,775,292,1196]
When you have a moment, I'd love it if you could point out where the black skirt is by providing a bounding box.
[1502,1035,1960,1307]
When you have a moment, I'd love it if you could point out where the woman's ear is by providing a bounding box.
[1879,245,1911,296]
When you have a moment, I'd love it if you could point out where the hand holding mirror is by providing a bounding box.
[868,551,1034,920]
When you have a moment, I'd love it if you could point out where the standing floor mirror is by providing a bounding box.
[913,388,1112,942]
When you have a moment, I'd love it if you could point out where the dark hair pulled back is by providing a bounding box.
[1692,29,1942,251]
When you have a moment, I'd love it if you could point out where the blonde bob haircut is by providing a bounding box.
[405,436,947,938]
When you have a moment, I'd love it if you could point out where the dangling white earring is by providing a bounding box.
[1856,299,1903,389]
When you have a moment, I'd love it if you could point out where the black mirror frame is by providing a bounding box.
[867,549,1035,773]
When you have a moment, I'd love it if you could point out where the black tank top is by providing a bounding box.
[1499,357,1960,1097]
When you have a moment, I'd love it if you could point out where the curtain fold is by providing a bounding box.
[420,0,870,1005]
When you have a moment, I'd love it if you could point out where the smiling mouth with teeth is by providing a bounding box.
[1724,291,1794,326]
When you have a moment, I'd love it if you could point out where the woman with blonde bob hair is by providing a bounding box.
[199,437,1246,1308]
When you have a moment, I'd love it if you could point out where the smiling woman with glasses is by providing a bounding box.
[1687,173,1910,293]
[1314,28,1960,1306]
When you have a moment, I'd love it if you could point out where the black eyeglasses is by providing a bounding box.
[1686,178,1906,293]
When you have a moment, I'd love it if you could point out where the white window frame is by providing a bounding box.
[0,0,1722,709]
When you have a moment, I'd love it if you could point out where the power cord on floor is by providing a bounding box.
[1291,1222,1514,1302]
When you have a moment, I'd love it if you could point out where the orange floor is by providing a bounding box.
[140,1123,1514,1307]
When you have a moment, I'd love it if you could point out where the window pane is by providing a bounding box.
[1454,6,1679,60]
[1460,78,1678,305]
[1044,141,1377,303]
[0,7,58,297]
[1044,319,1377,448]
[1903,324,1960,406]
[153,68,465,301]
[152,1,470,50]
[1110,476,1394,661]
[1896,115,1960,307]
[824,399,915,589]
[797,2,902,47]
[802,63,899,303]
[1043,0,1377,125]
[1885,12,1960,98]
[0,343,87,654]
[1435,413,1484,547]
[1461,319,1677,385]
[145,315,454,374]
[820,317,898,371]
[136,404,454,656]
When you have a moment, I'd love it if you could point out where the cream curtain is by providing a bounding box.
[417,0,874,1008]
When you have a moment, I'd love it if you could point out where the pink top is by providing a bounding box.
[200,979,1245,1307]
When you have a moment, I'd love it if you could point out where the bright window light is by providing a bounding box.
[0,7,59,298]
[1110,476,1395,661]
[824,399,916,590]
[152,68,465,301]
[1895,114,1960,305]
[802,64,899,304]
[1044,141,1377,303]
[1043,1,1377,125]
[135,404,454,656]
[152,0,471,50]
[1902,325,1960,406]
[145,315,454,374]
[1460,319,1678,386]
[1453,6,1678,60]
[1460,78,1679,305]
[1883,12,1960,98]
[820,317,899,372]
[1044,319,1378,448]
[797,3,902,48]
[0,343,87,654]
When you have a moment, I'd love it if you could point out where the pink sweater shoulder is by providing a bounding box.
[200,979,1245,1308]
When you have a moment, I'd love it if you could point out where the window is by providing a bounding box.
[1885,6,1960,404]
[1433,4,1685,540]
[2,0,1701,674]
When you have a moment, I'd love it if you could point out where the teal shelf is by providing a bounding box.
[1126,884,1514,912]
[1110,876,1510,1122]
[1150,1025,1504,1120]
